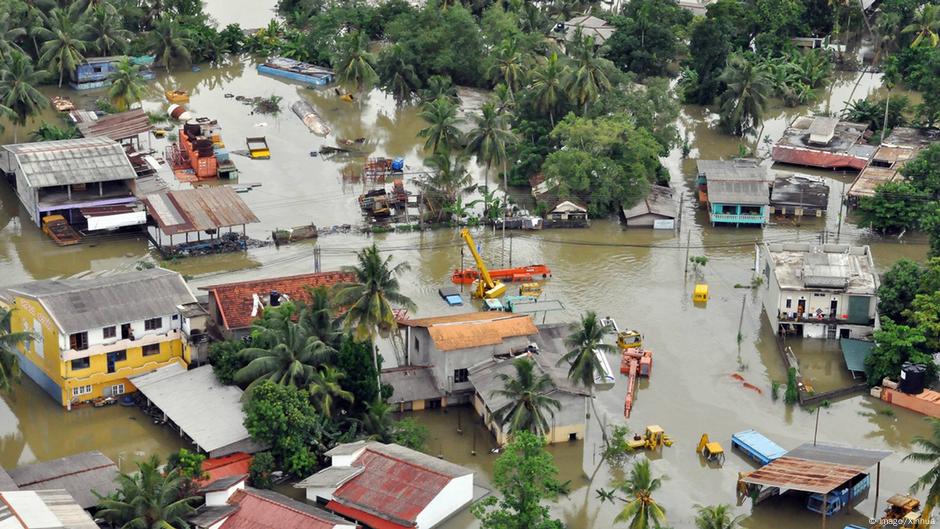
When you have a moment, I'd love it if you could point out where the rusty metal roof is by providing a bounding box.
[144,186,259,235]
[739,443,889,495]
[399,312,538,351]
[221,488,348,529]
[73,109,152,141]
[1,137,136,188]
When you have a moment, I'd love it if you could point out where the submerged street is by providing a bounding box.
[0,2,934,528]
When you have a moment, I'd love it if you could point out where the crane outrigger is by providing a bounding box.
[460,229,507,299]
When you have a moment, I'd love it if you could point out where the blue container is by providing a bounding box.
[391,157,405,171]
[214,148,230,162]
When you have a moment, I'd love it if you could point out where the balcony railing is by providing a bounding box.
[777,311,875,326]
[62,330,182,361]
[709,212,766,224]
[66,357,186,385]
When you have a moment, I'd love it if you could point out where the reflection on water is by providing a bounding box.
[0,39,933,529]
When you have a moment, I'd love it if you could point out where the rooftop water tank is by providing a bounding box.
[899,362,927,395]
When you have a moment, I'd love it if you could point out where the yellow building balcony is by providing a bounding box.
[61,330,183,361]
[65,356,186,387]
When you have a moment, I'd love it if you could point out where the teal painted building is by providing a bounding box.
[696,159,772,227]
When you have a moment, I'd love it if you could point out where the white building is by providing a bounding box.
[759,243,879,340]
[296,441,475,529]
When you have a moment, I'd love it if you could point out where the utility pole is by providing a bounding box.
[509,233,513,267]
[683,229,692,275]
[460,246,464,293]
[813,406,820,446]
[837,180,846,244]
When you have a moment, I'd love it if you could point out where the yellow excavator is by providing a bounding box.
[460,228,507,299]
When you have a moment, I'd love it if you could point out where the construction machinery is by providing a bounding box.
[246,136,270,159]
[601,317,652,417]
[696,433,725,465]
[519,282,543,298]
[627,425,673,451]
[460,229,507,299]
[41,215,80,246]
[452,264,551,284]
[878,494,921,527]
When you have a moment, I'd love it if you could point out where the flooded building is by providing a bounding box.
[0,268,201,408]
[772,116,875,170]
[469,350,590,445]
[142,186,260,255]
[0,488,99,529]
[769,175,830,218]
[296,441,475,529]
[0,137,146,230]
[200,271,354,340]
[398,312,541,406]
[677,0,717,16]
[621,185,677,228]
[555,15,615,46]
[696,159,771,226]
[545,199,589,228]
[192,475,355,529]
[3,451,118,509]
[847,127,940,205]
[69,56,154,91]
[759,243,879,340]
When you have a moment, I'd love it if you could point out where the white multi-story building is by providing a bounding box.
[759,243,879,340]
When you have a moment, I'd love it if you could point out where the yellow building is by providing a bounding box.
[0,268,202,409]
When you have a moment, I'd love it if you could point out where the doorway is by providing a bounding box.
[121,323,131,340]
[797,298,806,317]
[829,298,838,318]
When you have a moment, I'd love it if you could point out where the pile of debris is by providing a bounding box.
[165,232,270,258]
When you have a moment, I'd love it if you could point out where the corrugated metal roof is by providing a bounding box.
[707,179,769,205]
[785,442,890,468]
[73,109,152,141]
[696,159,770,183]
[770,175,830,209]
[200,475,247,493]
[2,137,137,188]
[6,451,118,510]
[4,268,196,334]
[739,456,867,494]
[468,350,588,414]
[0,467,16,490]
[327,501,410,529]
[382,367,443,403]
[144,187,260,235]
[0,490,99,529]
[294,466,363,489]
[220,488,348,529]
[131,364,260,454]
[622,185,676,220]
[398,313,538,351]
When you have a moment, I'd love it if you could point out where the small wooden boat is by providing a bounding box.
[258,57,334,86]
[165,89,190,103]
[51,96,75,112]
[291,100,331,136]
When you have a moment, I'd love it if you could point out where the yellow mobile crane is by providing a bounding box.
[460,228,507,299]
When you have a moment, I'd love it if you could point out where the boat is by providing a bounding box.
[51,96,75,112]
[291,100,331,136]
[165,89,190,103]
[451,264,551,285]
[258,57,334,86]
[41,215,80,246]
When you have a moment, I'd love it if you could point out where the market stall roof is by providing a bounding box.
[144,187,259,236]
[71,109,152,141]
[739,442,891,495]
[131,364,262,456]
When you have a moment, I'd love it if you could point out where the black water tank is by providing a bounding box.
[269,291,281,307]
[900,362,927,395]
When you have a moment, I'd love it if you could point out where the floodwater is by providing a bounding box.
[0,9,934,527]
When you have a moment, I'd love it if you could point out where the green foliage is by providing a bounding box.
[391,417,429,451]
[0,51,49,137]
[96,455,198,529]
[902,144,940,198]
[166,448,207,498]
[689,256,709,268]
[903,417,940,514]
[858,181,929,233]
[471,432,566,529]
[248,451,275,489]
[770,381,781,401]
[879,259,924,324]
[694,503,744,529]
[718,53,773,136]
[0,308,31,392]
[561,311,615,391]
[605,0,692,78]
[235,321,334,390]
[683,0,755,104]
[866,317,933,386]
[602,425,635,469]
[614,459,667,528]
[843,95,910,132]
[784,367,798,405]
[589,76,681,153]
[31,123,79,141]
[542,113,664,216]
[243,380,324,476]
[490,358,561,437]
[335,334,381,414]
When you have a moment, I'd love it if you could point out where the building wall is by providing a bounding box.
[7,294,188,407]
[474,391,587,446]
[306,486,339,503]
[416,474,473,529]
[205,480,246,507]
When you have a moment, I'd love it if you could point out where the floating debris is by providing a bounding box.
[291,99,331,136]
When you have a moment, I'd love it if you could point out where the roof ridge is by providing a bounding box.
[241,488,334,521]
[359,447,455,480]
[13,461,114,488]
[200,271,353,292]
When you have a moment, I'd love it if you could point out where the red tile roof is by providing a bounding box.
[330,449,452,526]
[326,501,411,529]
[197,453,253,487]
[202,271,355,330]
[221,488,344,529]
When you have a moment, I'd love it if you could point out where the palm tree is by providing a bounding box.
[565,33,612,114]
[96,455,198,529]
[308,365,353,418]
[107,57,147,111]
[417,96,463,155]
[234,321,334,390]
[0,51,49,142]
[334,31,378,93]
[717,53,773,137]
[490,357,562,437]
[694,504,743,529]
[0,308,32,392]
[530,52,569,127]
[903,417,940,522]
[614,459,667,528]
[902,4,940,48]
[419,74,458,103]
[8,2,48,58]
[361,399,394,442]
[465,101,517,247]
[488,39,527,101]
[37,6,89,87]
[86,4,130,55]
[421,152,472,209]
[377,43,420,103]
[147,15,194,72]
[298,285,338,346]
[560,311,615,389]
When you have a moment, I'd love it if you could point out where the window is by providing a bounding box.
[69,332,88,351]
[144,317,162,331]
[454,368,469,384]
[70,357,90,370]
[785,298,792,309]
[111,350,127,363]
[110,383,125,396]
[72,385,92,397]
[172,314,179,320]
[103,326,116,339]
[142,343,160,356]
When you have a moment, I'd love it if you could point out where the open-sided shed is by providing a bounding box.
[143,187,259,251]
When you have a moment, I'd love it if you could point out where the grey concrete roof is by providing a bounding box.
[325,440,371,457]
[1,137,137,188]
[131,364,258,454]
[696,159,770,183]
[0,489,99,529]
[786,442,891,468]
[707,180,769,205]
[189,504,238,528]
[382,367,443,404]
[200,474,247,493]
[776,116,871,154]
[294,465,363,489]
[0,468,15,490]
[7,451,118,509]
[764,243,878,294]
[564,15,615,45]
[770,175,830,209]
[3,268,196,334]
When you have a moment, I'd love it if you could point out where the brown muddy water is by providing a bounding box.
[0,17,933,528]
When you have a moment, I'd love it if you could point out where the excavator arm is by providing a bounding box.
[460,229,506,298]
